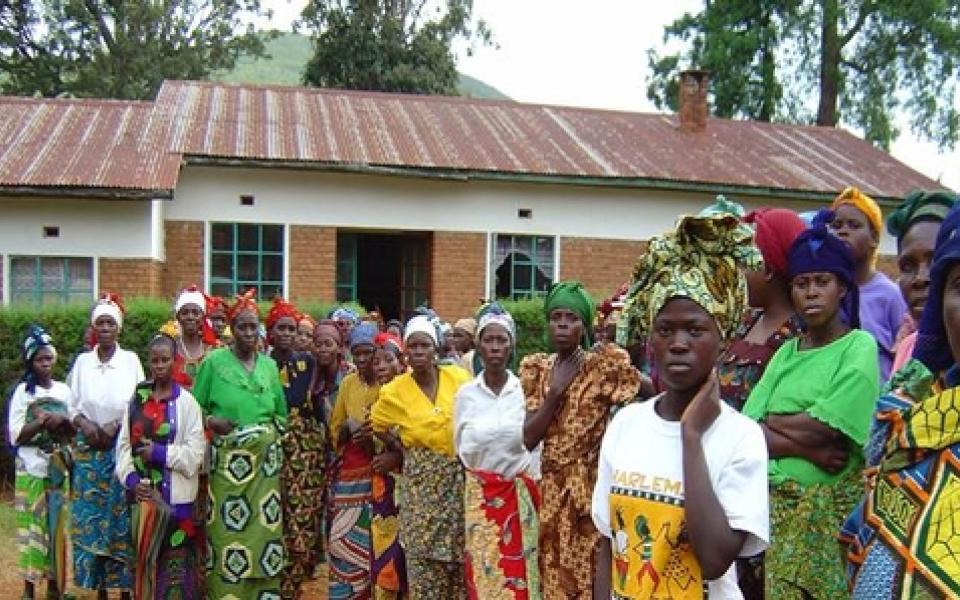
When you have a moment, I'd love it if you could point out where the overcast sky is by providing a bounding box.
[265,0,958,190]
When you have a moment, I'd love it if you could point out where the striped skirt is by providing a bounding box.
[328,441,374,600]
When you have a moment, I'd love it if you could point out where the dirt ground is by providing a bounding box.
[0,496,328,600]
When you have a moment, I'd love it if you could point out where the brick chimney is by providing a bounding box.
[678,70,710,133]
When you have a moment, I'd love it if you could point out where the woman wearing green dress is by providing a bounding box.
[192,290,288,600]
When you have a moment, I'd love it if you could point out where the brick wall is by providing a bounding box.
[163,220,204,297]
[559,236,647,299]
[289,225,336,303]
[99,258,163,298]
[430,231,486,320]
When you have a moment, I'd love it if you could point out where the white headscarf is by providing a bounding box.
[175,289,206,314]
[404,315,439,347]
[91,300,123,329]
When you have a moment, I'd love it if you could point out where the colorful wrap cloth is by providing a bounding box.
[618,212,761,345]
[885,190,956,246]
[842,362,960,598]
[464,470,541,600]
[226,289,259,322]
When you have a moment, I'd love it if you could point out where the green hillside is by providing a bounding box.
[214,31,510,100]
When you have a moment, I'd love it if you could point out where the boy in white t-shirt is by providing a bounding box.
[596,212,770,599]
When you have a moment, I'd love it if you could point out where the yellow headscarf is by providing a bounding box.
[831,186,883,267]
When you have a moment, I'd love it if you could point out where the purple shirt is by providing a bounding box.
[859,272,907,380]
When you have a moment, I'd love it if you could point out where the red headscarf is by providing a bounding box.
[374,331,404,356]
[743,208,807,277]
[206,294,226,316]
[266,297,300,333]
[227,289,259,322]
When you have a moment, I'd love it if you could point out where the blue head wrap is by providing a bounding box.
[349,321,378,349]
[329,306,360,325]
[913,205,960,372]
[787,215,860,329]
[21,325,56,395]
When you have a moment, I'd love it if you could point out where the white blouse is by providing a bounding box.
[67,345,145,426]
[7,381,74,478]
[454,370,539,479]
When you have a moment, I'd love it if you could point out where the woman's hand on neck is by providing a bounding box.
[657,387,698,422]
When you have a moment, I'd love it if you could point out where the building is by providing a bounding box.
[0,73,947,320]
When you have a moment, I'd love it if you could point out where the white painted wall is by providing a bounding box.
[0,196,158,258]
[168,166,897,254]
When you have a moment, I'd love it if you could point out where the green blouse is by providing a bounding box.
[743,329,880,486]
[192,347,287,428]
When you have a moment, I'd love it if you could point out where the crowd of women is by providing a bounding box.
[8,185,960,600]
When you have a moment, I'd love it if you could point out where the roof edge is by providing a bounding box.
[0,186,173,201]
[183,155,907,206]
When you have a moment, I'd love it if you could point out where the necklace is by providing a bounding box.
[179,336,204,362]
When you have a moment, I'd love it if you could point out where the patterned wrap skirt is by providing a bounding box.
[15,455,69,589]
[371,470,408,599]
[207,423,284,600]
[71,445,133,590]
[464,470,542,600]
[328,441,374,600]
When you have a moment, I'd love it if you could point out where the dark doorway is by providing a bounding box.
[336,232,429,322]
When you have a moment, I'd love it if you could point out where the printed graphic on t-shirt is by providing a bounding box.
[608,470,706,600]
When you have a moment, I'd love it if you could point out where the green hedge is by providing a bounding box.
[0,297,552,485]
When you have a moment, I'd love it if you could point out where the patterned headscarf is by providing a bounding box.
[315,319,343,347]
[477,310,516,342]
[265,297,300,332]
[374,332,404,357]
[886,190,957,248]
[743,208,808,277]
[329,306,360,325]
[787,219,860,329]
[21,325,56,395]
[227,289,259,322]
[544,281,596,350]
[206,294,227,316]
[618,213,762,345]
[404,315,440,348]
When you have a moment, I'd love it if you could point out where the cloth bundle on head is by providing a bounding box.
[743,208,808,277]
[265,297,300,332]
[174,285,206,314]
[91,292,125,329]
[404,314,439,347]
[349,321,379,349]
[787,215,860,328]
[454,318,477,336]
[329,306,360,325]
[227,289,259,322]
[544,281,596,350]
[618,213,762,346]
[21,324,56,394]
[374,332,404,356]
[912,204,960,372]
[832,187,883,235]
[886,190,957,246]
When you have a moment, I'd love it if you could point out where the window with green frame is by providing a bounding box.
[210,223,284,298]
[336,233,358,302]
[492,234,555,300]
[9,256,94,305]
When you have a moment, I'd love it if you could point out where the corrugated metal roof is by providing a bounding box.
[153,80,946,200]
[0,80,946,199]
[0,97,180,195]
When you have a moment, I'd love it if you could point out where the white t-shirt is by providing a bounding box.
[67,345,144,426]
[591,397,770,600]
[7,381,74,478]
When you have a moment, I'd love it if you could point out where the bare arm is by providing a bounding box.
[681,373,748,580]
[593,542,611,600]
[522,353,582,450]
[765,413,843,447]
[759,422,848,473]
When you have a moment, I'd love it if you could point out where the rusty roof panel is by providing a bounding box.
[152,80,943,198]
[0,80,946,199]
[0,97,179,193]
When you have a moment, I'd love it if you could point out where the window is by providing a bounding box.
[10,256,94,305]
[336,233,358,302]
[491,234,555,300]
[210,223,284,298]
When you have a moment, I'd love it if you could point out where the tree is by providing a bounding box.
[647,0,960,150]
[299,0,492,95]
[0,1,271,100]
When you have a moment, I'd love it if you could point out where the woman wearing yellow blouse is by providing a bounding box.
[370,315,472,599]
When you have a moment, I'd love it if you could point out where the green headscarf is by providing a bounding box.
[543,281,596,350]
[886,190,957,247]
